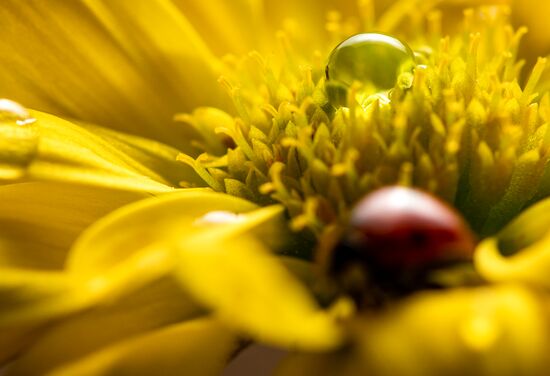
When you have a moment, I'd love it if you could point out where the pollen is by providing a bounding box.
[177,6,550,241]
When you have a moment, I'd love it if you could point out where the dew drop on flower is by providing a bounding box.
[0,99,39,180]
[325,33,416,93]
[0,98,36,125]
[194,211,245,226]
[413,46,433,65]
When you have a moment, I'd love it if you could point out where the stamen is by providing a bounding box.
[178,6,550,240]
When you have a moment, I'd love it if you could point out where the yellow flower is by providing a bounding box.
[2,1,550,375]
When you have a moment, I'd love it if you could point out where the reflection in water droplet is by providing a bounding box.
[358,92,391,111]
[194,211,245,226]
[0,99,36,125]
[15,118,37,126]
[413,46,433,65]
[459,314,500,351]
[0,99,39,180]
[325,33,416,108]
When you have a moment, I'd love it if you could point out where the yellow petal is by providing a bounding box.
[76,123,203,187]
[0,182,146,270]
[66,190,271,309]
[175,236,343,351]
[47,318,237,376]
[511,0,550,59]
[0,268,88,364]
[474,197,550,287]
[0,268,72,365]
[0,269,86,328]
[0,327,36,365]
[0,0,230,149]
[0,110,192,193]
[66,190,260,275]
[4,276,200,375]
[475,237,550,288]
[354,285,549,376]
[0,182,148,363]
[1,190,281,370]
[173,0,265,56]
[262,0,358,50]
[66,189,342,351]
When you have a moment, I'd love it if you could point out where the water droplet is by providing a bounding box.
[413,46,433,65]
[0,99,36,126]
[194,211,245,226]
[0,99,39,180]
[358,91,391,111]
[16,118,37,126]
[326,33,416,106]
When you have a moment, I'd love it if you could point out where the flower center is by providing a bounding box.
[178,6,550,252]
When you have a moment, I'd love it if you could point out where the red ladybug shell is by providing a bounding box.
[347,186,475,270]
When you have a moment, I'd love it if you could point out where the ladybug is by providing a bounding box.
[328,186,476,299]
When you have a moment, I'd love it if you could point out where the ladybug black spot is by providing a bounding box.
[408,230,428,247]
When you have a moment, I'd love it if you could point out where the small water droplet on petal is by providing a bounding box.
[0,99,35,125]
[16,118,37,126]
[0,99,39,180]
[194,211,245,226]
